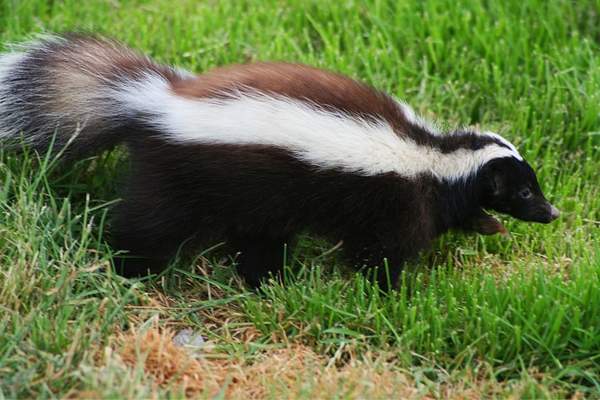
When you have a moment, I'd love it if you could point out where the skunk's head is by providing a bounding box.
[477,157,559,224]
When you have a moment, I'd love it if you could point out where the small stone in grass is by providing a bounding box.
[172,328,205,348]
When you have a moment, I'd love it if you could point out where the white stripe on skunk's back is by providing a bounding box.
[117,74,521,181]
[0,35,522,179]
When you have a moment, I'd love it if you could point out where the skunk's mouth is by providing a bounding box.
[471,209,508,236]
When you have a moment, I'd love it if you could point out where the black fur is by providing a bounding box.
[112,136,441,288]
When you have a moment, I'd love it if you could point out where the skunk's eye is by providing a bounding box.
[519,188,532,199]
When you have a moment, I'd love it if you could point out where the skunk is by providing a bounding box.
[0,34,559,288]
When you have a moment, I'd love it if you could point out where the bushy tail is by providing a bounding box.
[0,34,187,156]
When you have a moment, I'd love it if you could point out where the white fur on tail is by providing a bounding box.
[0,51,27,138]
[0,35,166,147]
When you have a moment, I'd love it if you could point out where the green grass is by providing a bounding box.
[1,0,599,398]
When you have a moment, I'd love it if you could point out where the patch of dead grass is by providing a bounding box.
[87,323,496,399]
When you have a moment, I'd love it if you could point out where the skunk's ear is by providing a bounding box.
[481,160,507,197]
[490,171,504,196]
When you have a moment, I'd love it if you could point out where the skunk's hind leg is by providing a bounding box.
[110,225,183,277]
[109,199,199,277]
[229,235,290,288]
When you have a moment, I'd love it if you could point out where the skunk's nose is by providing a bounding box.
[548,204,560,221]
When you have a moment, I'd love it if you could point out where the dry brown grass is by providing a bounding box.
[80,278,545,399]
[112,324,410,399]
[87,322,497,400]
[66,278,566,400]
[88,276,493,400]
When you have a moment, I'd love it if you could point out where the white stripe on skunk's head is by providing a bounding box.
[482,131,523,161]
[116,74,527,183]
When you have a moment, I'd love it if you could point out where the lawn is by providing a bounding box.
[0,0,599,398]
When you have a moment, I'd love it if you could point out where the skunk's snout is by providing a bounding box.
[517,200,560,224]
[547,204,560,222]
[536,202,560,223]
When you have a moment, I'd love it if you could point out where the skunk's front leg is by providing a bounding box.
[343,236,416,291]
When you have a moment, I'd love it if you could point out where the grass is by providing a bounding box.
[0,0,599,398]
